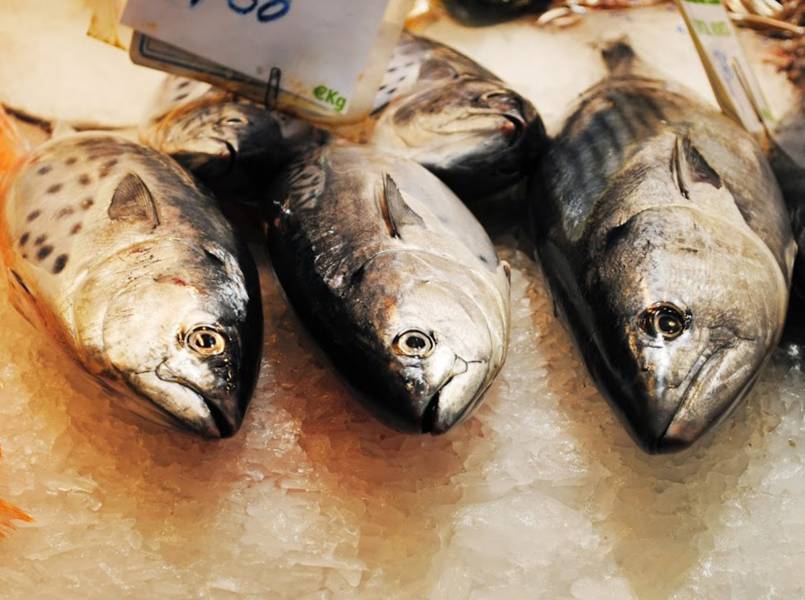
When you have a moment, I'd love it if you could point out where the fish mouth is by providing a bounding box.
[173,136,237,177]
[497,111,527,144]
[123,363,244,439]
[421,357,490,435]
[644,341,760,453]
[154,363,243,438]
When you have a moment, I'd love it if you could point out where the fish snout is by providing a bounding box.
[627,340,765,453]
[150,362,247,439]
[421,357,489,435]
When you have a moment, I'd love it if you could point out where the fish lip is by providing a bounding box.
[498,111,526,144]
[153,362,241,438]
[421,359,489,435]
[650,344,738,453]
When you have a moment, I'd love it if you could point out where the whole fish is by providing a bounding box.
[0,109,262,438]
[532,43,795,453]
[143,31,539,202]
[370,32,539,199]
[266,140,511,433]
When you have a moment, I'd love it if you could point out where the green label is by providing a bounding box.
[692,18,730,36]
[313,84,346,113]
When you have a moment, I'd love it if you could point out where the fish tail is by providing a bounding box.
[0,105,28,188]
[600,38,638,76]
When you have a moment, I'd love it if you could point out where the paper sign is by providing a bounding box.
[675,0,774,135]
[122,0,393,115]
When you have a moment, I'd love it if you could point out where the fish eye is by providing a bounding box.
[393,329,435,358]
[638,303,691,341]
[185,326,227,356]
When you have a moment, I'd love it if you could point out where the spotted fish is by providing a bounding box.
[370,31,539,199]
[0,108,263,438]
[266,139,511,433]
[532,42,795,453]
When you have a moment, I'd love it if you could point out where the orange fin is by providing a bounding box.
[0,445,33,538]
[0,105,29,190]
[0,499,32,538]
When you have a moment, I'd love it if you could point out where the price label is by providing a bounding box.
[122,0,396,116]
[675,0,774,135]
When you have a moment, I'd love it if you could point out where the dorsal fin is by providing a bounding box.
[108,173,160,228]
[671,135,722,199]
[377,173,423,239]
[600,39,638,76]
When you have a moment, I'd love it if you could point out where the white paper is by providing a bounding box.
[677,0,773,134]
[122,0,391,113]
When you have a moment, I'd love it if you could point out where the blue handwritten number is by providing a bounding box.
[228,0,257,13]
[189,0,290,21]
[257,0,290,21]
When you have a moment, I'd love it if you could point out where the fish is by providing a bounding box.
[140,76,311,196]
[0,107,263,438]
[143,31,540,203]
[0,446,31,539]
[369,32,540,200]
[265,139,511,433]
[531,42,795,453]
[769,98,805,295]
[139,76,317,205]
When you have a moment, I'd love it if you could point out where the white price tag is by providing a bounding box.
[675,0,774,135]
[122,0,393,115]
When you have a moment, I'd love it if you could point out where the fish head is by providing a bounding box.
[592,199,788,453]
[374,78,536,197]
[157,99,282,178]
[357,251,506,434]
[100,241,262,439]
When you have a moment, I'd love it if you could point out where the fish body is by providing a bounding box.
[266,140,511,433]
[0,117,262,438]
[371,32,539,199]
[532,43,795,453]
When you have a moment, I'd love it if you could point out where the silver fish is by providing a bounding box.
[140,76,310,188]
[370,32,539,199]
[266,140,511,433]
[0,124,262,438]
[532,42,795,453]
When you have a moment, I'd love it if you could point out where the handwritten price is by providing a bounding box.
[189,0,291,22]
